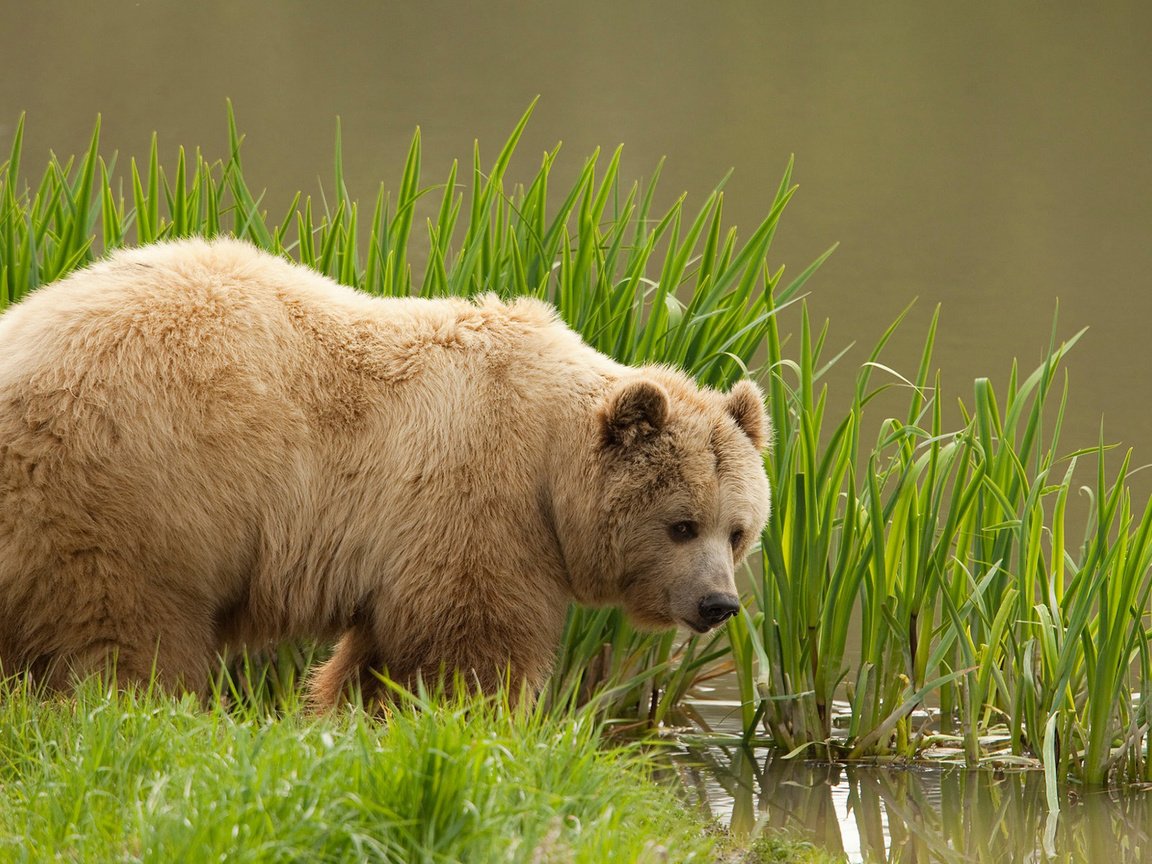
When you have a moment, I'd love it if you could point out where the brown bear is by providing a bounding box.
[0,238,771,707]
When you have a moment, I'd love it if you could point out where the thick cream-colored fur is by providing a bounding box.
[0,238,771,705]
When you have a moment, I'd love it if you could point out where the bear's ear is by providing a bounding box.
[602,379,670,448]
[726,380,771,451]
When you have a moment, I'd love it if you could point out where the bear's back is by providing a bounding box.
[0,238,604,413]
[0,237,617,508]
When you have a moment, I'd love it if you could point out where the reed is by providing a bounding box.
[2,105,1149,787]
[0,102,822,729]
[739,295,1152,786]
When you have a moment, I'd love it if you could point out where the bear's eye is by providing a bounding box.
[668,521,699,542]
[730,528,745,550]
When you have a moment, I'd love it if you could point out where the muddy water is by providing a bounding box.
[4,2,1152,858]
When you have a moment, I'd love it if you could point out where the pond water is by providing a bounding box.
[681,743,1152,863]
[4,2,1152,859]
[685,697,1152,862]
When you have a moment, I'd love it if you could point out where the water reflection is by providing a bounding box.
[681,744,1152,863]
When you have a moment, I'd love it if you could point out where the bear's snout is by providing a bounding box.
[697,593,740,628]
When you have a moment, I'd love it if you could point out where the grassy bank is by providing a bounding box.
[1,105,1150,790]
[0,678,845,863]
[0,677,717,863]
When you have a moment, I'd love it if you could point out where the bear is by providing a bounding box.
[0,237,772,707]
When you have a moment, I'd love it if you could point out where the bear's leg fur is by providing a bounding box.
[6,554,221,698]
[306,624,383,710]
[305,620,539,709]
[47,622,217,698]
[42,629,213,697]
[104,615,218,697]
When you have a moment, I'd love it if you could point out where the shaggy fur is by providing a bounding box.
[0,238,772,706]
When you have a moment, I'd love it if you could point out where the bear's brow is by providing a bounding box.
[707,426,725,474]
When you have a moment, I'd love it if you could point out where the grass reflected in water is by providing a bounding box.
[682,744,1152,863]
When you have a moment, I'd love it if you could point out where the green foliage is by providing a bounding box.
[743,835,846,864]
[0,676,715,863]
[0,103,819,736]
[1,103,815,387]
[738,297,1152,787]
[2,105,1150,791]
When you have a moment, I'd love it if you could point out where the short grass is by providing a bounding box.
[740,836,846,864]
[0,676,724,863]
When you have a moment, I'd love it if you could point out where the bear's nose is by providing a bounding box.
[698,593,741,627]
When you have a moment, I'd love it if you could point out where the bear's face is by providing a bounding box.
[599,376,771,633]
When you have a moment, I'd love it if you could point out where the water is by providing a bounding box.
[686,681,1152,861]
[683,695,1152,861]
[681,745,1152,863]
[4,1,1152,857]
[4,5,1150,485]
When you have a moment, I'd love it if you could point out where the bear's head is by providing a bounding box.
[592,372,772,634]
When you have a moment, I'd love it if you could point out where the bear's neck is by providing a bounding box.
[544,381,623,608]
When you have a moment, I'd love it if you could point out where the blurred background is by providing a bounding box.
[3,1,1150,492]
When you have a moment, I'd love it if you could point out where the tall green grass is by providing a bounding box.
[2,105,1149,789]
[734,301,1152,788]
[0,102,825,732]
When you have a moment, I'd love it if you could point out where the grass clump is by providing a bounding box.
[734,298,1152,789]
[739,835,846,864]
[0,676,717,863]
